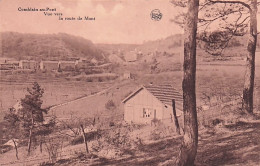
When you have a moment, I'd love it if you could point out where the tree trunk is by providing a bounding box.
[172,99,180,135]
[12,139,19,160]
[28,111,34,156]
[80,124,89,154]
[40,139,43,153]
[242,0,257,114]
[175,0,199,165]
[27,128,33,156]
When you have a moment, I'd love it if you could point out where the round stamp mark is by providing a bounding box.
[150,9,163,21]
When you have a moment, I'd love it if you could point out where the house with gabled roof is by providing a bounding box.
[122,84,183,124]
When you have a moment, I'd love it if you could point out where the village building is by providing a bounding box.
[124,51,137,62]
[19,60,38,69]
[122,84,183,124]
[90,58,98,65]
[40,61,59,71]
[75,59,90,69]
[0,63,15,70]
[8,60,20,69]
[0,59,20,70]
[59,61,76,71]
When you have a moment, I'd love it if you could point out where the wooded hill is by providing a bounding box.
[1,32,259,62]
[0,32,106,62]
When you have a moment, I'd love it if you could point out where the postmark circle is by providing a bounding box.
[150,9,162,21]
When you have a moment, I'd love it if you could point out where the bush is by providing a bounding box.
[45,138,63,163]
[86,78,93,82]
[149,124,174,140]
[0,145,13,154]
[70,130,101,145]
[105,100,116,110]
[98,77,103,82]
[91,125,133,154]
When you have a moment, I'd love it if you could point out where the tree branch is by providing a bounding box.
[208,0,251,10]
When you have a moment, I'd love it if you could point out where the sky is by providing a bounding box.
[0,0,259,44]
[0,0,183,44]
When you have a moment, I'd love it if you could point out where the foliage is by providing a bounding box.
[3,108,20,139]
[3,82,54,155]
[1,32,106,62]
[18,82,47,134]
[91,125,134,153]
[171,0,253,56]
[105,100,116,110]
[70,130,101,145]
[44,137,63,163]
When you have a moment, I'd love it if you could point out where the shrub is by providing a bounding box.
[45,138,63,163]
[70,130,101,145]
[149,124,174,140]
[0,145,13,154]
[98,77,103,82]
[86,78,93,82]
[76,78,81,81]
[105,100,116,110]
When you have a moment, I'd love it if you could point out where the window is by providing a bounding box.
[143,108,154,118]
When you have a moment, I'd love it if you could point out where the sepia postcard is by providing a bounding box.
[0,0,259,165]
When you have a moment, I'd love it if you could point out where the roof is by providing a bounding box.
[122,84,183,110]
[59,61,75,64]
[40,61,59,64]
[20,60,36,63]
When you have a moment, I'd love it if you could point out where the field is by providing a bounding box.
[0,71,116,120]
[0,53,260,165]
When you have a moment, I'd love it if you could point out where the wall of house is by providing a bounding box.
[20,62,29,69]
[124,88,164,124]
[40,62,59,70]
[29,62,38,69]
[19,61,38,69]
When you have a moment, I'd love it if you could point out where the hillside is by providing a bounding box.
[138,34,183,53]
[1,32,259,64]
[140,33,260,52]
[96,43,139,53]
[0,32,106,62]
[97,33,260,66]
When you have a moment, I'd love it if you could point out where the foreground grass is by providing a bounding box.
[36,119,260,166]
[1,117,259,166]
